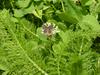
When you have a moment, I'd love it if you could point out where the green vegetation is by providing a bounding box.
[0,0,100,75]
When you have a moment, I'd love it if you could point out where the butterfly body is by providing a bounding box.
[42,23,54,36]
[42,22,59,37]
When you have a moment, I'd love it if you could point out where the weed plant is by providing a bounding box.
[0,0,100,75]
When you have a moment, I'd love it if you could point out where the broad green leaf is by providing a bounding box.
[16,0,31,8]
[57,0,82,23]
[57,11,78,24]
[14,9,26,17]
[14,4,34,17]
[36,27,47,41]
[81,0,90,6]
[96,3,100,13]
[25,4,34,13]
[79,15,100,32]
[85,0,94,6]
[11,17,18,23]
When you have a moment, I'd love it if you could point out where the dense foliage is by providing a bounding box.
[0,0,100,75]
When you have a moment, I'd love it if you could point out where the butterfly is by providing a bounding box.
[42,23,54,37]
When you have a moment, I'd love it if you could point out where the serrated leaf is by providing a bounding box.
[53,42,65,54]
[58,30,72,45]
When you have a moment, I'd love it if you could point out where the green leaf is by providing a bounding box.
[16,0,31,8]
[14,9,26,17]
[96,3,100,13]
[53,42,65,55]
[58,30,73,45]
[36,27,47,41]
[14,3,43,19]
[81,0,90,6]
[11,17,18,23]
[85,0,94,6]
[57,11,78,24]
[79,15,100,32]
[57,0,82,23]
[32,7,42,19]
[14,4,34,17]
